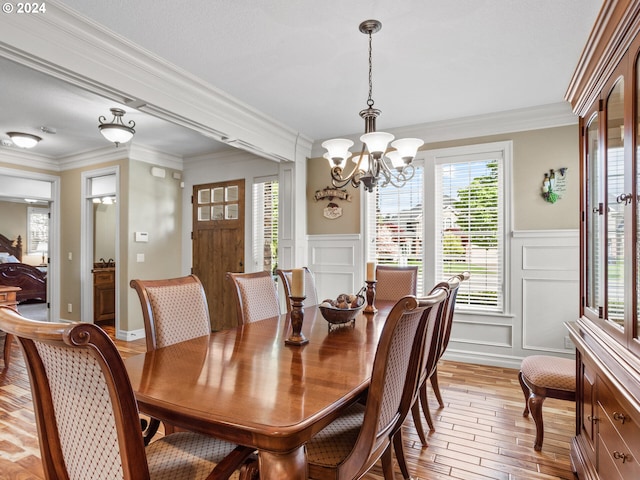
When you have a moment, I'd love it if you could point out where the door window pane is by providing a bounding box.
[585,113,601,315]
[606,78,625,327]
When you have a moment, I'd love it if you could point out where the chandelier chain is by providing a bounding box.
[367,30,374,108]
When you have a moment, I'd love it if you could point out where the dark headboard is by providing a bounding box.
[0,233,23,262]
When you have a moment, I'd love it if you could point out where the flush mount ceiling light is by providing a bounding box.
[322,20,424,192]
[6,132,42,149]
[98,108,135,147]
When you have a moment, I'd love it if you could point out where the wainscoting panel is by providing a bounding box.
[513,229,579,357]
[308,234,362,301]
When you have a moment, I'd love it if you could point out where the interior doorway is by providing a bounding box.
[0,167,60,321]
[192,179,245,331]
[82,167,119,331]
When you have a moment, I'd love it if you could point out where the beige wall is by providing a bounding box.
[125,159,183,332]
[307,124,580,233]
[306,160,360,235]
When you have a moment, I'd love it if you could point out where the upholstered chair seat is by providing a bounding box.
[519,355,576,451]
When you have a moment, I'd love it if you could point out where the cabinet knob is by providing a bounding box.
[613,411,627,424]
[613,451,629,463]
[587,415,598,423]
[616,193,633,205]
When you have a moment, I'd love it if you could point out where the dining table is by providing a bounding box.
[124,300,394,479]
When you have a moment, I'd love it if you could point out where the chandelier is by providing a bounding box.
[98,108,135,147]
[322,20,423,192]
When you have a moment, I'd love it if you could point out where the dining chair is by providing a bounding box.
[304,288,448,480]
[130,274,212,352]
[226,271,281,325]
[0,306,255,480]
[375,265,419,301]
[130,274,213,442]
[410,271,470,448]
[429,271,470,410]
[276,267,319,312]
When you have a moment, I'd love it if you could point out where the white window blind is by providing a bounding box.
[252,178,279,274]
[27,206,49,254]
[367,166,424,294]
[435,154,504,312]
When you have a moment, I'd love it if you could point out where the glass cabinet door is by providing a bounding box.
[605,78,625,330]
[585,112,602,317]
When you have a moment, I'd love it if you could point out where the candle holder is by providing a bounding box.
[285,296,309,346]
[364,280,377,314]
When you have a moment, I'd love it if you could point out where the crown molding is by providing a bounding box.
[57,145,129,171]
[310,102,578,158]
[0,0,311,163]
[128,144,183,170]
[0,147,60,171]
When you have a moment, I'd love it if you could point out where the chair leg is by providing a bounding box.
[528,392,546,451]
[411,400,428,447]
[430,368,445,408]
[381,443,396,480]
[518,371,530,417]
[419,381,435,431]
[392,431,411,480]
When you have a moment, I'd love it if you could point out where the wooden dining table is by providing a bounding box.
[124,301,393,479]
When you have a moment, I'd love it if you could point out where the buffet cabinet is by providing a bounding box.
[566,1,640,478]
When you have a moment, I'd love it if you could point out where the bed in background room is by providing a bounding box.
[0,234,47,303]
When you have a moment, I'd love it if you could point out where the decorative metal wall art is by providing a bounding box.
[542,168,567,204]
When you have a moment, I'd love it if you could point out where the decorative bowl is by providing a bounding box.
[319,303,365,327]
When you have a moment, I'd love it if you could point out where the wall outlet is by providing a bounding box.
[564,336,573,349]
[67,303,73,313]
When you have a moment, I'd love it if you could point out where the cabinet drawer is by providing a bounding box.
[599,411,640,479]
[598,379,640,450]
[94,272,114,285]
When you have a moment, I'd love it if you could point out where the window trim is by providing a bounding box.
[424,141,513,315]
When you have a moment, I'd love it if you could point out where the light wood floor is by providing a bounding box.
[0,330,576,479]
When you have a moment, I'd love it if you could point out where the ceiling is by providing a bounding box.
[0,0,604,160]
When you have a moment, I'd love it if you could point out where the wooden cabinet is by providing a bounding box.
[92,266,115,324]
[566,2,640,478]
[0,285,20,368]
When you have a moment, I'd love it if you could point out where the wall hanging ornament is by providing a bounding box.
[541,167,567,204]
[314,186,352,219]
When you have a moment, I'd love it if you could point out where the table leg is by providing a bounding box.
[258,447,307,479]
[3,333,13,368]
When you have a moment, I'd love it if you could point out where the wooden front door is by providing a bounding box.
[192,180,244,331]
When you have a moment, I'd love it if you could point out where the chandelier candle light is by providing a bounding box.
[322,20,424,192]
[286,269,308,346]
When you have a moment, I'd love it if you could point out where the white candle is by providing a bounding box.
[291,268,305,297]
[366,262,376,282]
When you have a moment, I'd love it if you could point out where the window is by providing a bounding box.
[430,142,510,313]
[252,177,279,274]
[366,141,511,313]
[366,166,425,294]
[27,206,49,255]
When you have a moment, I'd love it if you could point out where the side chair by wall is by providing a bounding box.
[226,271,281,325]
[276,267,319,312]
[375,265,419,301]
[0,306,255,480]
